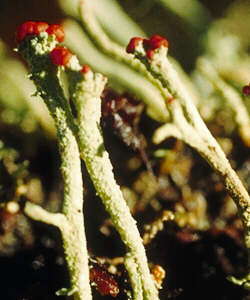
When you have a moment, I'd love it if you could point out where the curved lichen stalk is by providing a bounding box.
[126,35,250,289]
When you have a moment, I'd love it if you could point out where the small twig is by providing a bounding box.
[24,202,66,228]
[153,123,182,144]
[143,210,175,245]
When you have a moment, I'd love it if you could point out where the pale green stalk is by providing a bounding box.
[124,253,143,300]
[155,0,210,30]
[58,0,145,45]
[68,69,159,300]
[197,57,250,147]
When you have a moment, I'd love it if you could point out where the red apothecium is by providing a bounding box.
[81,65,92,75]
[126,37,143,54]
[50,47,73,67]
[242,84,250,95]
[46,24,65,43]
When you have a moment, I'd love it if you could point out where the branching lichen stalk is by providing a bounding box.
[19,34,92,300]
[131,41,250,287]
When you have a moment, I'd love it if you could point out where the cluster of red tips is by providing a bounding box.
[242,84,250,96]
[16,21,38,43]
[81,64,92,75]
[126,34,169,59]
[50,46,73,67]
[15,21,65,43]
[16,21,94,72]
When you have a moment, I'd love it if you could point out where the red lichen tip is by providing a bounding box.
[50,46,73,67]
[15,21,37,43]
[126,37,143,54]
[242,84,250,96]
[33,22,49,35]
[15,21,64,44]
[46,24,65,43]
[81,64,92,75]
[147,35,169,50]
